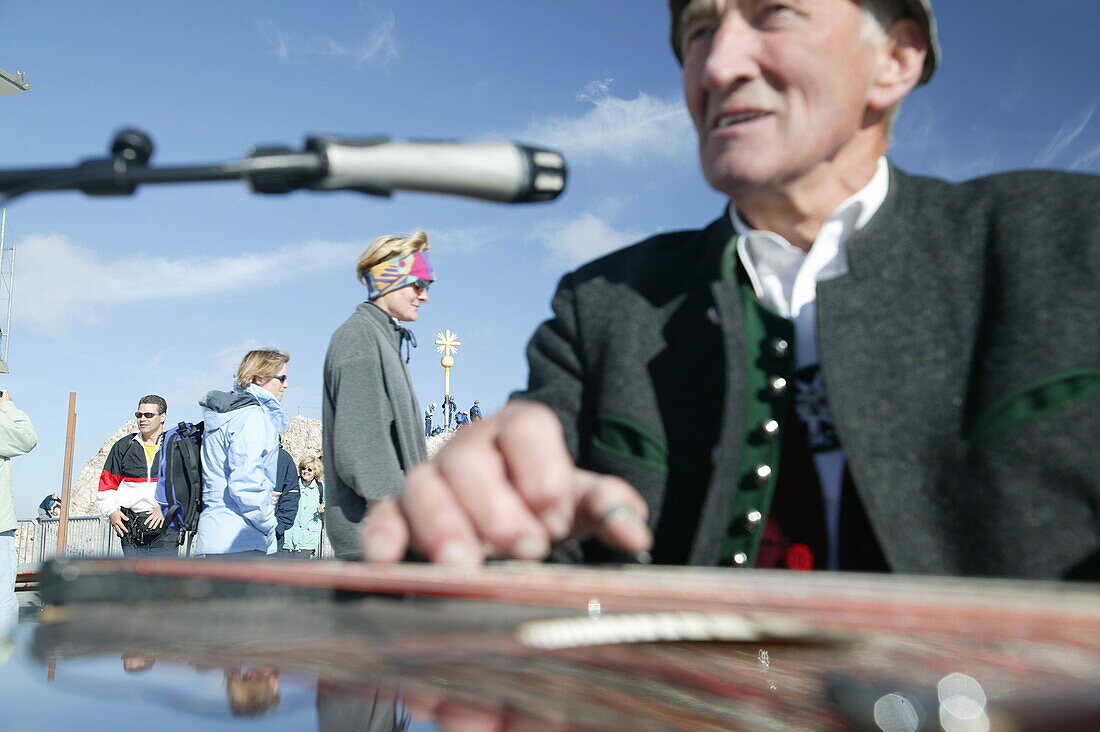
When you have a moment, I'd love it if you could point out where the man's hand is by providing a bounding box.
[108,510,129,537]
[316,503,326,515]
[361,401,652,566]
[144,505,165,530]
[0,390,12,403]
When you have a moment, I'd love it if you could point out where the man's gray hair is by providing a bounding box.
[667,0,927,135]
[669,0,937,84]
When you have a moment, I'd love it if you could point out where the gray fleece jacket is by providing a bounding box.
[322,301,427,559]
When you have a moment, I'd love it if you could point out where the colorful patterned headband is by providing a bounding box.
[365,252,435,300]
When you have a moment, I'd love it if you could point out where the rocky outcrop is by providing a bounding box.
[70,420,139,516]
[426,430,455,459]
[279,414,323,466]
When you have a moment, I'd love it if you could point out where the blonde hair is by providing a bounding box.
[235,349,290,390]
[298,455,324,482]
[225,668,280,717]
[356,230,430,286]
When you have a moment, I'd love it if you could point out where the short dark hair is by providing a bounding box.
[138,395,167,415]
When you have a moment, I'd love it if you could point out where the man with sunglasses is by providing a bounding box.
[98,395,174,555]
[323,230,434,560]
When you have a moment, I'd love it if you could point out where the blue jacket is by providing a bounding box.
[195,384,289,555]
[274,447,301,539]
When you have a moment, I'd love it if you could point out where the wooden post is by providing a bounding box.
[55,392,77,557]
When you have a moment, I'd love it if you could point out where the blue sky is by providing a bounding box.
[1,1,1097,517]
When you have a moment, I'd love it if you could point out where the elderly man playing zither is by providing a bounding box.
[364,0,1099,578]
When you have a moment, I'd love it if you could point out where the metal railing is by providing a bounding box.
[318,526,334,559]
[16,516,336,563]
[16,516,121,565]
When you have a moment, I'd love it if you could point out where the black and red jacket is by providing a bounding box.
[97,432,162,516]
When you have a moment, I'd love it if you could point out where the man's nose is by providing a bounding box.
[702,14,762,92]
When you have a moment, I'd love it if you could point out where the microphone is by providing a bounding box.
[303,137,567,203]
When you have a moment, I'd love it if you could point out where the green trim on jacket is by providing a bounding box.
[592,413,669,473]
[718,235,794,567]
[969,368,1100,443]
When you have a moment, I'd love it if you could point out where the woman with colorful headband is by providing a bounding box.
[321,230,433,560]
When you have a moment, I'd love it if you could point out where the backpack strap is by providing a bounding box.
[178,422,205,531]
[159,425,182,528]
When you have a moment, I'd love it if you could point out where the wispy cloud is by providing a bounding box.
[1034,102,1098,168]
[428,225,501,256]
[16,233,361,333]
[162,340,322,419]
[521,79,694,164]
[1069,144,1100,172]
[161,340,264,413]
[530,206,646,269]
[258,2,397,70]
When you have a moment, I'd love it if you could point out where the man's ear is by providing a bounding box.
[867,17,927,112]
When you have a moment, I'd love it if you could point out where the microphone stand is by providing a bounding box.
[0,128,567,205]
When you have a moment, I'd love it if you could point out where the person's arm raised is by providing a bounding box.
[361,401,652,566]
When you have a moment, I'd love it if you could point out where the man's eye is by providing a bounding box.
[682,22,715,50]
[757,2,794,22]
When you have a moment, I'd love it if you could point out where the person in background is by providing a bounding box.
[37,493,60,520]
[469,401,483,422]
[98,395,172,556]
[424,403,436,438]
[0,389,37,637]
[283,457,326,557]
[121,652,157,673]
[455,411,470,429]
[443,395,456,431]
[273,446,301,551]
[225,666,281,718]
[196,349,290,556]
[364,0,1098,580]
[323,230,434,560]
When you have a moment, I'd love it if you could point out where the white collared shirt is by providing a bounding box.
[732,156,889,320]
[729,157,889,570]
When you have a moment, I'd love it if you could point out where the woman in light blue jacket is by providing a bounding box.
[195,349,290,556]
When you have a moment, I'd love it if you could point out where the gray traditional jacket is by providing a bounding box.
[323,301,427,559]
[517,165,1100,579]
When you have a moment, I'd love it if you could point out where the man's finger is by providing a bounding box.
[435,430,549,560]
[361,497,410,564]
[495,402,577,542]
[399,461,485,566]
[573,470,653,557]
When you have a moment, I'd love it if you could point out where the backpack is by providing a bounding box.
[157,421,205,533]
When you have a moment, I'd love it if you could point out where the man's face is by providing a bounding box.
[136,403,166,439]
[680,0,883,197]
[254,365,288,402]
[374,281,430,322]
